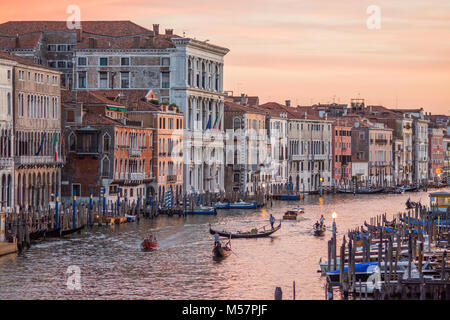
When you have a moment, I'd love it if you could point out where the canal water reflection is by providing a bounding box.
[0,189,446,300]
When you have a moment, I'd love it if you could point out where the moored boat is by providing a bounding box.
[280,194,300,201]
[229,200,257,209]
[185,205,217,215]
[125,214,136,222]
[337,188,384,194]
[214,202,230,209]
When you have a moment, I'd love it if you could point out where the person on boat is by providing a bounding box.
[270,214,275,229]
[320,215,324,226]
[214,232,221,247]
[314,221,320,229]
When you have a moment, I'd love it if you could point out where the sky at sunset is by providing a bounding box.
[1,0,450,114]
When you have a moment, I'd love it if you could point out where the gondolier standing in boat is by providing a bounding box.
[270,214,275,229]
[214,232,221,246]
[320,215,324,226]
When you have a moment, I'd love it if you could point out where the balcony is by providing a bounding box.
[129,148,142,157]
[114,172,146,181]
[0,158,13,168]
[375,139,388,144]
[15,156,63,166]
[290,154,305,161]
[167,175,177,182]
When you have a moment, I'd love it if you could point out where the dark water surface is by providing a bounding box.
[0,189,445,300]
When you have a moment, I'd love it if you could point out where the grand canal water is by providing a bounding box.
[0,188,447,300]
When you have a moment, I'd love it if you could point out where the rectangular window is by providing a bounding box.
[161,57,170,66]
[67,110,75,122]
[57,61,66,68]
[57,45,67,52]
[99,57,108,66]
[78,72,87,88]
[99,72,108,89]
[121,57,130,66]
[121,72,130,89]
[48,44,56,51]
[161,72,170,88]
[78,57,87,66]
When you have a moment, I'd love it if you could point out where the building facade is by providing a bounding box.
[0,56,14,211]
[428,127,444,182]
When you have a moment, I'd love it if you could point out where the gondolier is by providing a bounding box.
[270,214,275,229]
[214,232,220,246]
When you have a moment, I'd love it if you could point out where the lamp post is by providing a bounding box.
[332,211,337,237]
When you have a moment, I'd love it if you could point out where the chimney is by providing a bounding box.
[15,34,19,48]
[88,37,96,48]
[303,112,307,119]
[285,100,291,107]
[165,29,173,36]
[153,24,159,35]
[76,27,83,42]
[240,93,247,106]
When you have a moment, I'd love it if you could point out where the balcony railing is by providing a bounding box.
[0,158,13,168]
[114,172,146,181]
[15,156,63,165]
[375,139,387,144]
[167,175,177,182]
[129,148,142,157]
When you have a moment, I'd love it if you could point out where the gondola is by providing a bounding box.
[212,242,232,260]
[29,228,47,241]
[44,225,85,238]
[313,224,326,236]
[60,225,85,237]
[209,222,281,239]
[337,187,384,194]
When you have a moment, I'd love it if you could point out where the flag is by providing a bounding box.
[212,113,219,129]
[206,115,211,130]
[35,133,46,156]
[52,133,58,161]
[60,134,65,161]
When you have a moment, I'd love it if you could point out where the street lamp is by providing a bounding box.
[332,211,337,236]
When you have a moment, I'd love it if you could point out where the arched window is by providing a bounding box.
[103,133,110,152]
[233,117,241,130]
[101,156,110,177]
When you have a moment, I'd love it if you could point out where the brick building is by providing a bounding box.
[61,90,154,204]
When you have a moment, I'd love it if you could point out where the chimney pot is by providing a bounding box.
[165,29,173,35]
[153,24,160,35]
[285,100,291,107]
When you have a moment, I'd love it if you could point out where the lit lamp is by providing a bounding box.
[331,211,337,236]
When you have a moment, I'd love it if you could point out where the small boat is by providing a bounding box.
[209,222,281,239]
[283,207,304,220]
[125,214,136,222]
[214,202,230,209]
[60,225,85,237]
[185,205,217,215]
[280,194,300,201]
[229,200,257,209]
[44,225,85,238]
[29,228,47,241]
[212,242,232,260]
[141,234,158,251]
[313,224,326,236]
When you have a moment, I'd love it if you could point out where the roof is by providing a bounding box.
[0,21,151,37]
[224,100,265,115]
[0,49,60,72]
[0,21,180,50]
[61,90,125,107]
[259,102,326,121]
[82,111,123,126]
